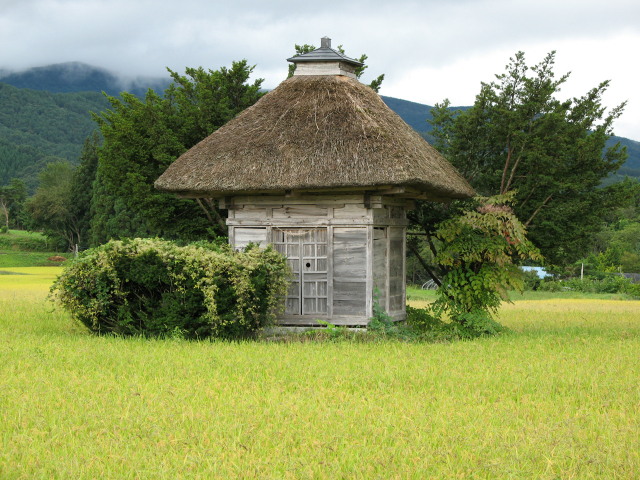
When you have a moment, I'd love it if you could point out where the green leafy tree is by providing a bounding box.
[408,194,541,337]
[93,60,265,241]
[68,131,100,247]
[25,162,79,249]
[408,51,632,334]
[287,44,385,93]
[423,51,634,265]
[89,169,152,246]
[591,180,640,273]
[0,178,27,229]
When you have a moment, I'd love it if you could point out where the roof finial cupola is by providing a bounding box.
[287,36,363,79]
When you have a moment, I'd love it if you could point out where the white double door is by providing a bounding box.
[273,228,329,315]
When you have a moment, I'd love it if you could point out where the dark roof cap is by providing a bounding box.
[287,37,363,67]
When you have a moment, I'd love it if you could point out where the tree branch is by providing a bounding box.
[524,194,552,227]
[204,198,228,234]
[519,186,537,209]
[425,231,439,259]
[406,242,442,287]
[195,198,215,226]
[0,198,8,228]
[500,141,514,194]
[504,153,524,193]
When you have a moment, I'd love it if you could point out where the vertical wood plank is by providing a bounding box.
[386,225,391,313]
[366,224,373,320]
[388,227,404,312]
[402,225,407,315]
[327,225,334,319]
[332,227,367,316]
[234,227,268,249]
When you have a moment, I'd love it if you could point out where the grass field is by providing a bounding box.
[0,229,68,268]
[0,229,53,253]
[1,269,639,478]
[406,285,634,305]
[0,251,69,268]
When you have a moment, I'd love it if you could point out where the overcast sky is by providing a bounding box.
[1,0,639,139]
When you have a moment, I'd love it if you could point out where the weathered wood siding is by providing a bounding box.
[373,227,388,311]
[293,62,357,79]
[234,206,267,220]
[388,227,405,313]
[333,227,367,317]
[233,227,268,249]
[273,205,328,219]
[333,204,367,219]
[224,194,409,325]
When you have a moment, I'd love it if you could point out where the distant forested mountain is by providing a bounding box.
[381,95,640,176]
[0,83,111,191]
[0,63,172,192]
[380,96,472,136]
[0,62,172,98]
[0,62,637,192]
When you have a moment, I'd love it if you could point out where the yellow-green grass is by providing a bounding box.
[2,229,36,237]
[406,285,635,309]
[0,266,63,298]
[0,251,69,268]
[1,276,639,478]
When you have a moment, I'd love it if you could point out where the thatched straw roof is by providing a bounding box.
[155,75,475,200]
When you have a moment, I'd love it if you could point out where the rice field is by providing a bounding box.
[1,268,639,478]
[0,251,69,268]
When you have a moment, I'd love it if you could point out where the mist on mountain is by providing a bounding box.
[0,62,172,98]
[0,62,637,191]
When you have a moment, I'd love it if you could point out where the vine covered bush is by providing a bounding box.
[50,238,290,339]
[408,193,542,338]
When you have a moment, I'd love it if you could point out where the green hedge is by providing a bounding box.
[538,276,640,297]
[0,230,51,252]
[50,238,290,339]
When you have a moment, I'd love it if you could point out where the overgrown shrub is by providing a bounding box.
[538,275,637,295]
[406,303,507,340]
[416,193,540,337]
[538,279,563,292]
[0,231,52,252]
[521,270,543,291]
[50,238,290,339]
[405,305,447,338]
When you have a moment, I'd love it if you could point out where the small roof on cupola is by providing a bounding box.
[287,37,363,67]
[287,37,363,79]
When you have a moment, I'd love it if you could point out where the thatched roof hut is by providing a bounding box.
[155,38,474,326]
[155,49,473,201]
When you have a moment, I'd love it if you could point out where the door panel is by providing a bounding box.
[274,228,328,315]
[332,227,367,316]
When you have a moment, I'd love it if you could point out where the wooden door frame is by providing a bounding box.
[271,227,329,316]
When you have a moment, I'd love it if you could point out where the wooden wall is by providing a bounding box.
[388,228,406,314]
[233,227,267,250]
[225,194,408,325]
[373,227,388,312]
[333,227,367,317]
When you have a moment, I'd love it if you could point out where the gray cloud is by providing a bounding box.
[1,0,638,137]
